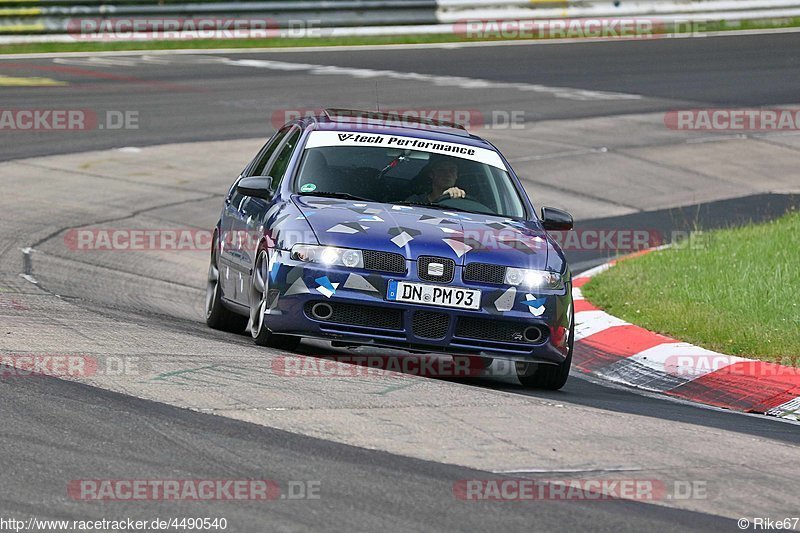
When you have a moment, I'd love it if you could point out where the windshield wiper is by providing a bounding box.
[298,191,371,202]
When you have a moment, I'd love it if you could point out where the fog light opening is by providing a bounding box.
[311,302,333,320]
[523,326,543,343]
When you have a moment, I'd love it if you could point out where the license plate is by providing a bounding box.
[387,281,481,310]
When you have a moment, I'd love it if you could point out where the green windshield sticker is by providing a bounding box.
[300,183,317,193]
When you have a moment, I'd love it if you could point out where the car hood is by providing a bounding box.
[292,195,552,268]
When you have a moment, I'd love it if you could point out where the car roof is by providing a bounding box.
[292,108,499,151]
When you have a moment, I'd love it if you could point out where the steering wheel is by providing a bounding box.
[432,194,492,214]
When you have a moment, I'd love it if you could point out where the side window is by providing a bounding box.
[264,127,302,192]
[228,127,290,210]
[248,127,290,177]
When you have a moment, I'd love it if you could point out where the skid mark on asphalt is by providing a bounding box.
[372,381,418,395]
[146,364,248,386]
[143,361,424,394]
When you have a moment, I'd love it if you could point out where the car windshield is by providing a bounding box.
[294,132,527,218]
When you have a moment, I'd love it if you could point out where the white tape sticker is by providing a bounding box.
[304,130,507,170]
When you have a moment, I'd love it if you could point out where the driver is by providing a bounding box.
[405,157,466,204]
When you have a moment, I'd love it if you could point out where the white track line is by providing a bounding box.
[4,26,800,60]
[220,57,642,102]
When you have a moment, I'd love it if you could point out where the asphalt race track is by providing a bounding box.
[4,32,800,162]
[1,32,799,530]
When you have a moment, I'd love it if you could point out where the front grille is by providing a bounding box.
[455,317,547,344]
[305,302,403,330]
[463,263,506,284]
[412,311,450,339]
[418,256,455,283]
[363,250,406,274]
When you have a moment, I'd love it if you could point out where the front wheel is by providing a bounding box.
[516,316,574,390]
[249,249,301,350]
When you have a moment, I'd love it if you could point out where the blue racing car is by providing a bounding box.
[206,109,575,389]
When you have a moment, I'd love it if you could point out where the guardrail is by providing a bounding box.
[438,0,800,20]
[1,0,799,41]
[0,1,440,34]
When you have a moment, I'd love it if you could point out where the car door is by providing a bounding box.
[220,127,290,304]
[238,125,303,279]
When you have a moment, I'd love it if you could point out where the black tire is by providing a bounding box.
[516,313,574,390]
[205,231,248,334]
[249,249,301,350]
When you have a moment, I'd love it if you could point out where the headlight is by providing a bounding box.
[291,245,364,269]
[504,268,563,290]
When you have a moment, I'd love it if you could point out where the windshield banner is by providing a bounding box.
[304,131,507,170]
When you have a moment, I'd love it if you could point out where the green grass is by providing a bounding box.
[1,17,799,55]
[0,34,466,55]
[582,211,800,364]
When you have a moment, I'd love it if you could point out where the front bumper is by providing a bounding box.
[261,250,573,364]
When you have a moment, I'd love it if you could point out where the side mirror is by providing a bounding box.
[541,207,573,231]
[237,176,274,200]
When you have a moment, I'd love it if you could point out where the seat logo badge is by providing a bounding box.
[428,263,445,276]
